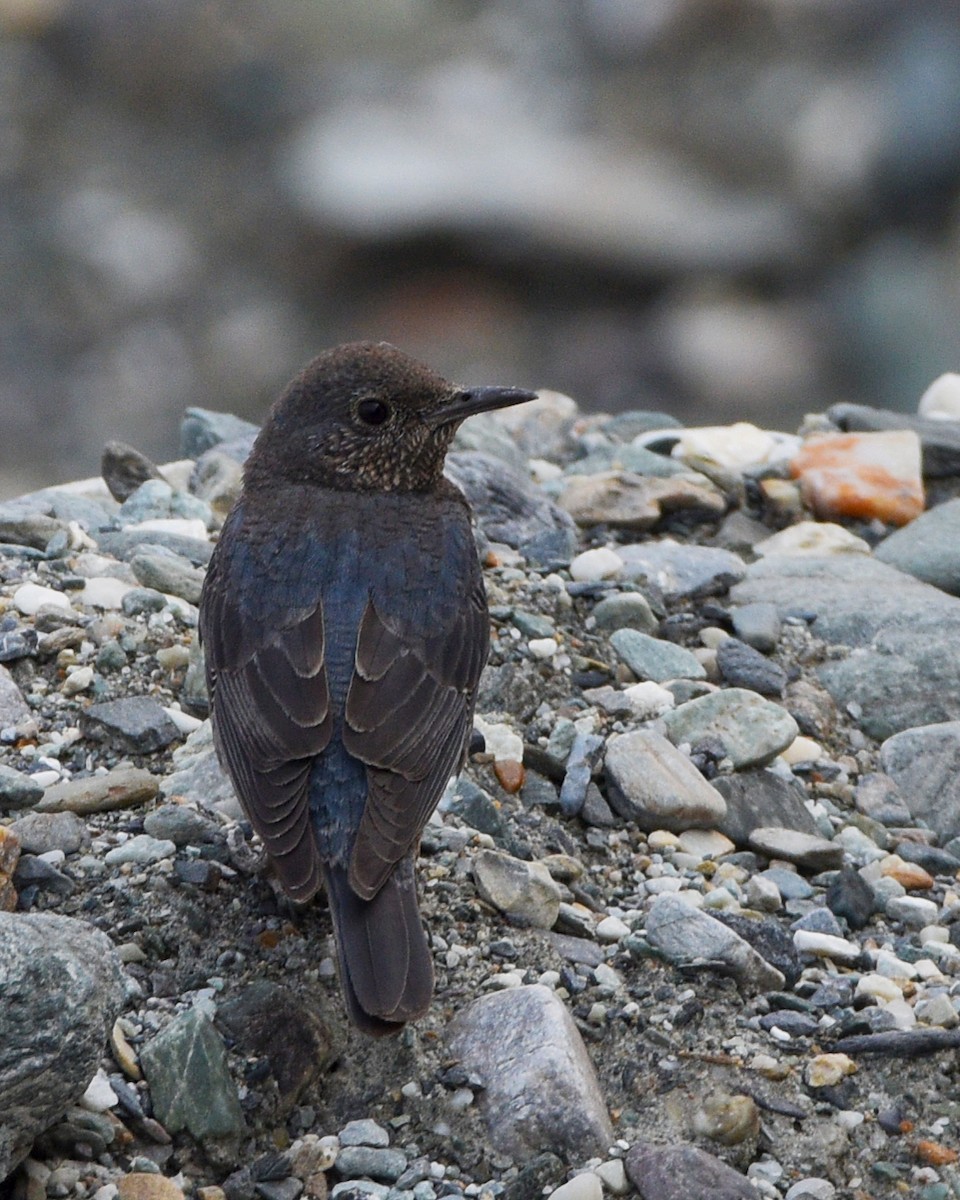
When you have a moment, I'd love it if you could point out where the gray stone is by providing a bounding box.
[0,913,126,1181]
[130,552,205,604]
[732,554,960,739]
[104,833,176,865]
[335,1148,407,1183]
[143,803,218,847]
[472,850,561,929]
[880,722,960,841]
[853,773,913,827]
[730,602,781,653]
[95,528,214,567]
[825,865,876,930]
[617,540,747,601]
[758,867,813,901]
[748,828,844,872]
[715,637,786,697]
[446,985,613,1160]
[663,688,798,769]
[117,478,174,523]
[626,1140,760,1200]
[0,628,38,663]
[445,452,577,567]
[338,1118,390,1148]
[712,769,817,848]
[9,811,89,855]
[161,720,241,819]
[610,629,706,683]
[875,498,960,595]
[121,587,168,616]
[181,406,261,459]
[0,666,31,729]
[0,512,67,550]
[79,697,181,754]
[590,592,658,634]
[510,610,555,639]
[558,731,604,817]
[140,1007,244,1140]
[604,730,726,832]
[0,764,44,812]
[641,894,784,992]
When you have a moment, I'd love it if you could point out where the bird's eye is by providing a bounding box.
[356,399,391,426]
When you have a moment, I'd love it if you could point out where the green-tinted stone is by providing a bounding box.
[610,628,705,683]
[140,1007,244,1139]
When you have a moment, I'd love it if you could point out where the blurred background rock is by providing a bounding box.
[2,0,959,497]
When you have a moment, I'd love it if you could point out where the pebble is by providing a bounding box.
[610,629,706,683]
[77,577,136,609]
[36,766,160,814]
[885,895,940,927]
[131,552,205,603]
[80,1068,118,1113]
[730,602,781,653]
[558,471,724,530]
[547,1175,602,1200]
[335,1147,407,1183]
[13,583,72,615]
[715,637,787,696]
[590,592,658,634]
[790,429,924,526]
[0,764,44,811]
[79,696,181,753]
[663,688,799,769]
[918,371,960,420]
[805,1053,856,1088]
[616,539,746,602]
[568,547,623,581]
[748,828,843,871]
[625,1142,758,1200]
[104,834,176,866]
[116,1177,185,1200]
[472,849,561,929]
[880,854,934,890]
[473,716,524,764]
[754,521,870,557]
[792,930,861,963]
[604,729,727,831]
[339,1119,390,1148]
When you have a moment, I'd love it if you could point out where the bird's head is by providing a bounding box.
[244,342,537,493]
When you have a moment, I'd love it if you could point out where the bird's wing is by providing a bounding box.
[342,528,488,901]
[199,506,333,901]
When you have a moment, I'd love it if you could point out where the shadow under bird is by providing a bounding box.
[199,341,536,1034]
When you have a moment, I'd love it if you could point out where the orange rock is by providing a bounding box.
[790,430,923,526]
[494,759,526,794]
[0,824,20,874]
[880,855,934,890]
[916,1139,958,1166]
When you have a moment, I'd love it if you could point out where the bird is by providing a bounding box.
[198,341,536,1035]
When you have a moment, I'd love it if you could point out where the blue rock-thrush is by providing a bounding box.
[199,341,535,1034]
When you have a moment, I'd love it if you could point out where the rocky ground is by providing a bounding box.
[6,380,960,1200]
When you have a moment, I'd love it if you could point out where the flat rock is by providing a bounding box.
[790,430,923,526]
[79,697,181,754]
[130,552,205,604]
[446,984,613,1160]
[557,471,724,530]
[625,1142,759,1200]
[0,912,126,1180]
[642,893,784,992]
[617,539,746,601]
[101,441,166,503]
[36,766,159,814]
[730,602,781,652]
[590,592,658,634]
[875,497,960,594]
[603,730,727,832]
[732,554,960,738]
[610,629,706,682]
[827,402,960,478]
[662,688,798,768]
[140,1007,244,1141]
[9,810,89,855]
[712,769,817,847]
[748,827,844,871]
[880,722,960,842]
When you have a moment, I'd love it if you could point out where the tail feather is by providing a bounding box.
[323,856,434,1036]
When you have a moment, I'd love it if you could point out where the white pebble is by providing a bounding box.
[162,705,203,734]
[128,517,208,539]
[473,715,523,763]
[595,916,630,942]
[873,949,918,980]
[854,973,903,1003]
[623,681,675,718]
[31,770,60,788]
[568,547,623,582]
[38,850,66,866]
[62,666,95,696]
[781,735,823,764]
[792,930,861,962]
[886,895,940,927]
[80,1069,118,1113]
[528,637,558,659]
[593,1159,629,1195]
[13,583,72,615]
[77,577,135,610]
[918,372,960,420]
[548,1173,603,1200]
[529,458,563,483]
[920,925,950,946]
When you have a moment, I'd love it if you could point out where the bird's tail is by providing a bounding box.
[323,856,434,1036]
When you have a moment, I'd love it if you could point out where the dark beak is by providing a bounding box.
[429,385,538,427]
